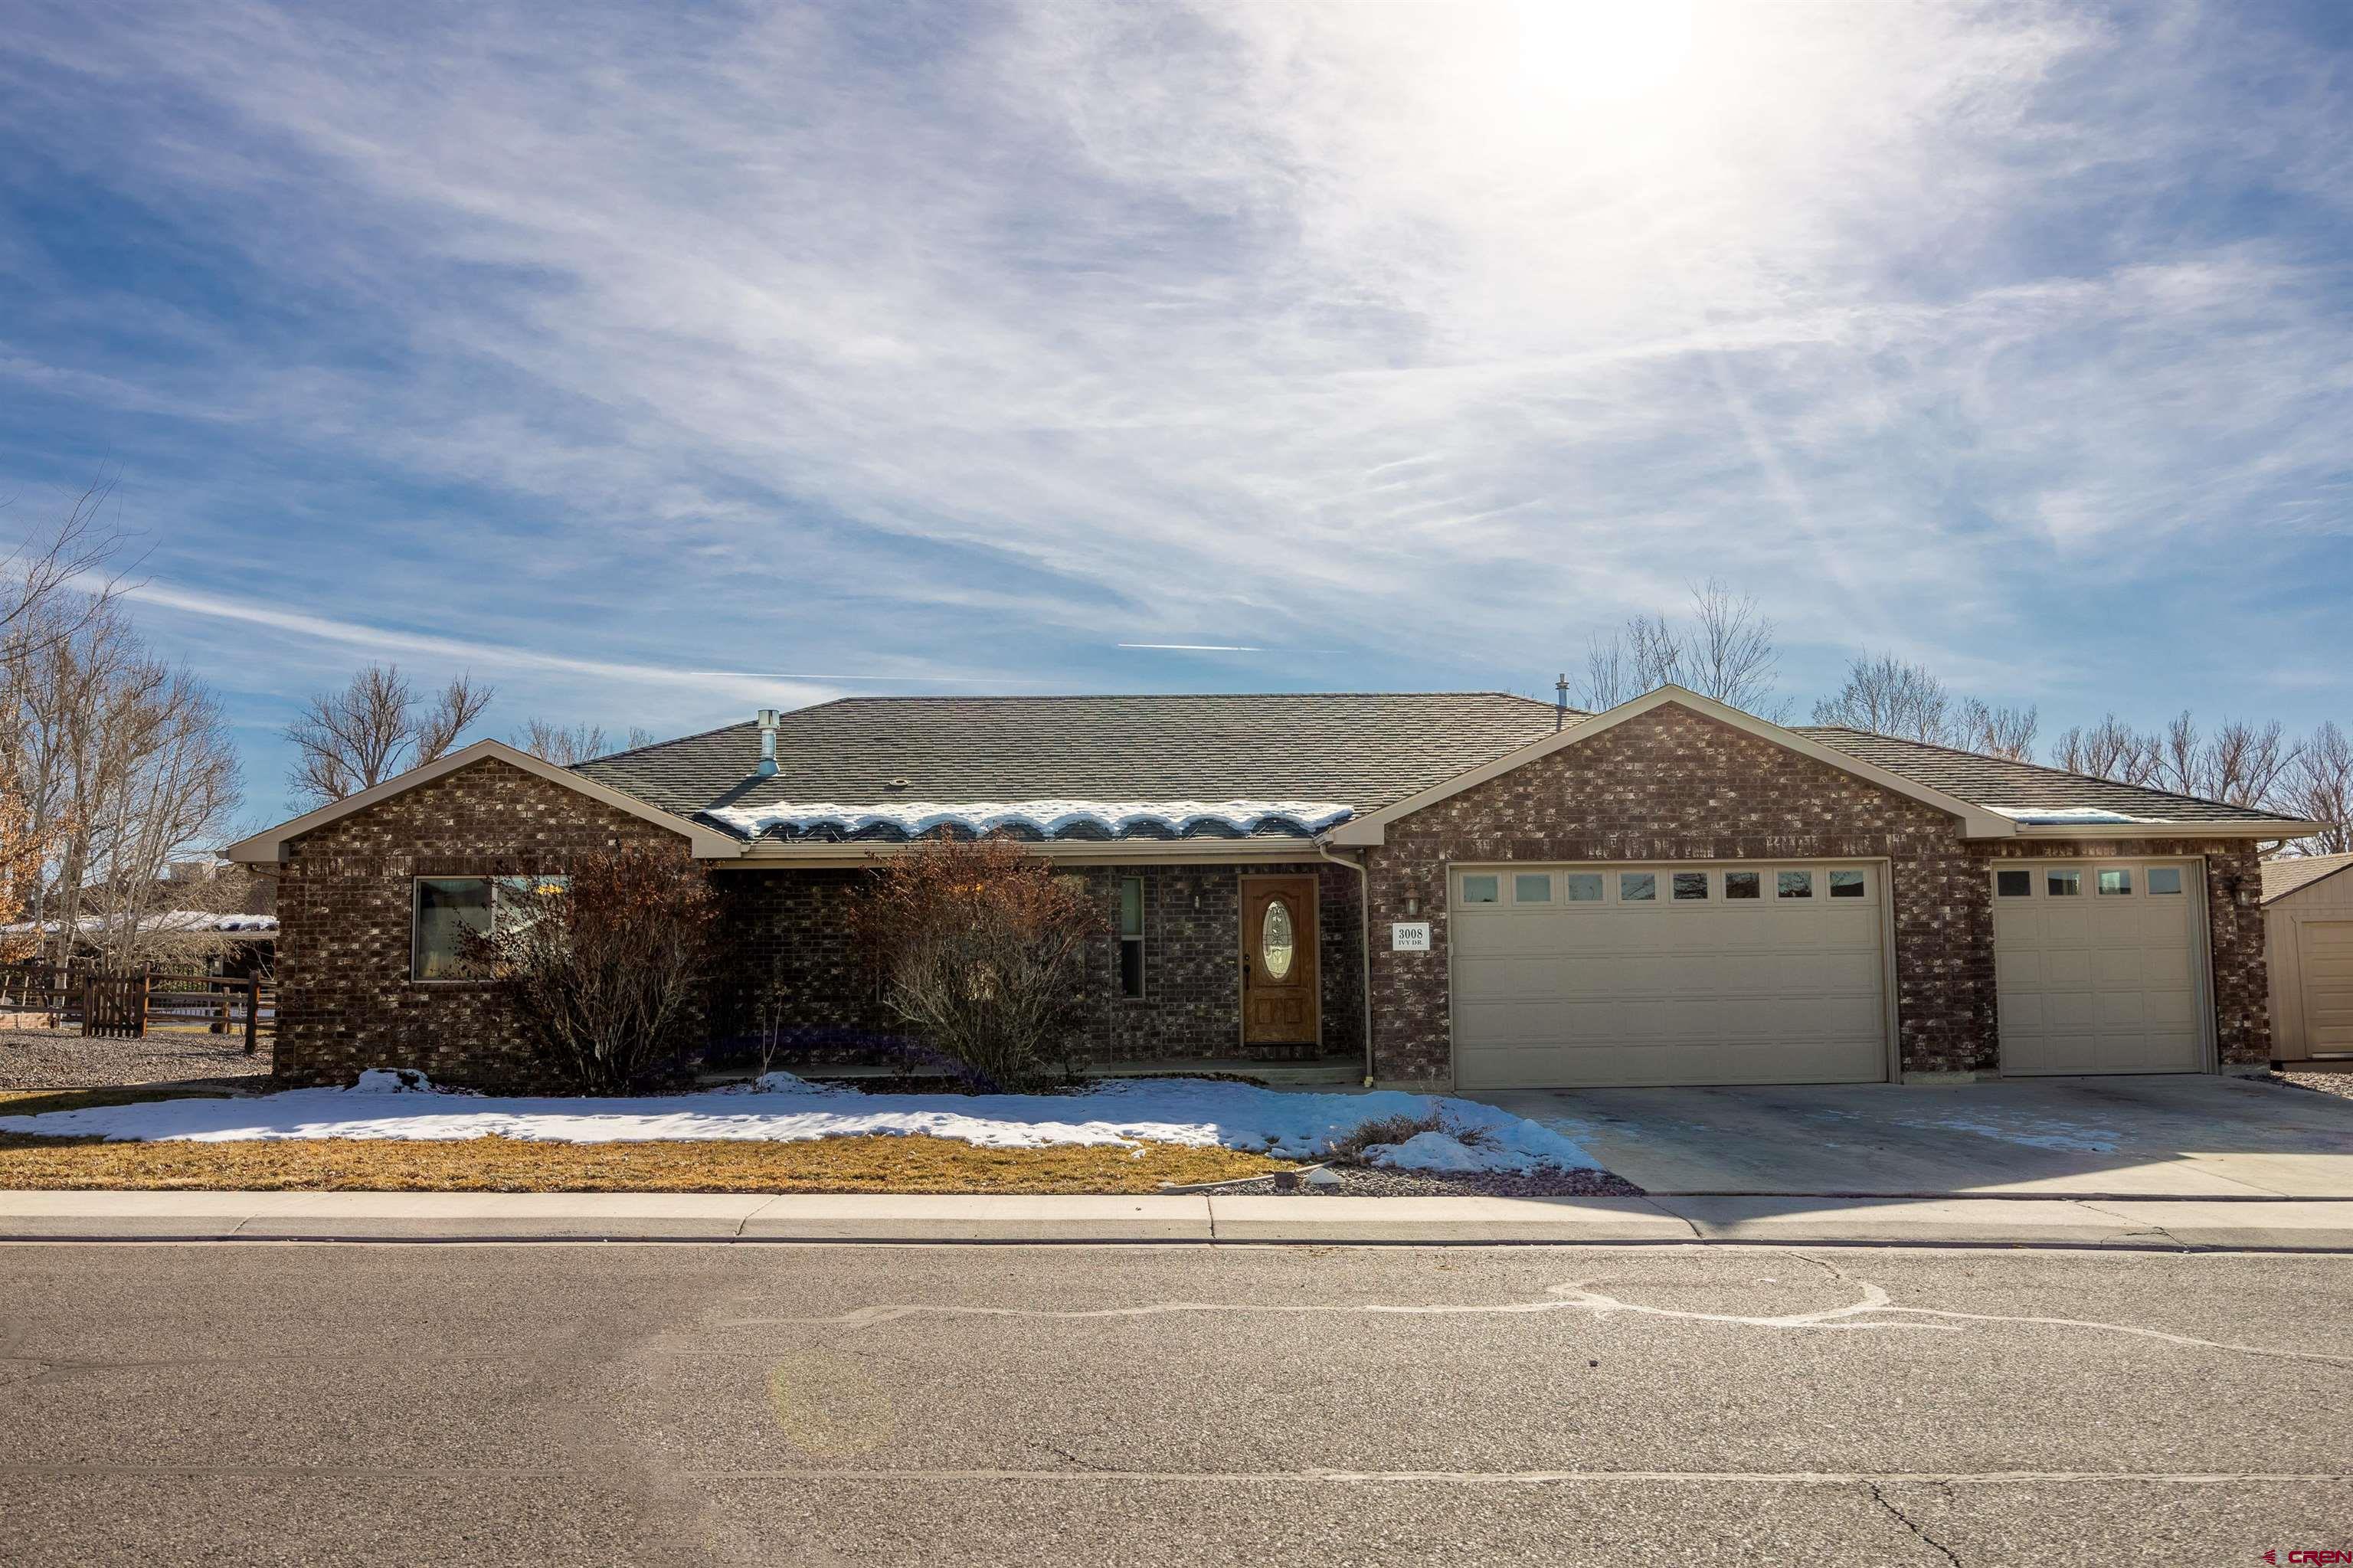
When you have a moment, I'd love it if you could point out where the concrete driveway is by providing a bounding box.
[1471,1074,2353,1197]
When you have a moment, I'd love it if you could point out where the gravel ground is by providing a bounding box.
[1193,1163,1644,1197]
[0,1024,273,1091]
[2263,1067,2353,1101]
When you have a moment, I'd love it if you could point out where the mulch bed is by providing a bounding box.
[0,1023,274,1092]
[1202,1165,1645,1198]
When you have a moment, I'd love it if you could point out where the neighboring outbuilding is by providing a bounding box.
[2262,850,2353,1066]
[224,686,2317,1093]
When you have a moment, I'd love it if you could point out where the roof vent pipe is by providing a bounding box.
[755,709,781,777]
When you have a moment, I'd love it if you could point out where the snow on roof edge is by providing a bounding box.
[702,798,1356,841]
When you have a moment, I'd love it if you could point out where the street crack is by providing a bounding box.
[1866,1480,1963,1567]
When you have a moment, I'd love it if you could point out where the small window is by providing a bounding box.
[1777,870,1813,900]
[1514,872,1552,905]
[1672,871,1710,901]
[1461,874,1500,905]
[1563,872,1604,902]
[1724,871,1761,901]
[2097,868,2133,896]
[1995,869,2032,898]
[2148,866,2184,895]
[1119,876,1146,997]
[1829,870,1867,899]
[1619,872,1656,902]
[414,876,567,981]
[2047,869,2082,897]
[414,878,493,980]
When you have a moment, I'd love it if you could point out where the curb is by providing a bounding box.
[5,1191,2353,1249]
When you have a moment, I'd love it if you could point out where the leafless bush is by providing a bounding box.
[849,834,1101,1090]
[2288,722,2353,855]
[465,846,720,1094]
[1328,1109,1492,1164]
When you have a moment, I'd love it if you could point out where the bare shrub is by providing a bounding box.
[466,846,719,1094]
[1328,1110,1491,1164]
[849,834,1101,1090]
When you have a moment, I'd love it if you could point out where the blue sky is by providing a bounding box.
[4,0,2350,823]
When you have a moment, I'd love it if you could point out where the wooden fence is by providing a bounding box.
[2,963,271,1052]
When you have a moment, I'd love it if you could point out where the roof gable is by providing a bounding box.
[1323,687,2017,846]
[223,740,739,863]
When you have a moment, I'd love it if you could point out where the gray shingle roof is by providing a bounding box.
[1798,728,2295,826]
[2263,850,2353,904]
[574,693,1573,841]
[570,694,2300,844]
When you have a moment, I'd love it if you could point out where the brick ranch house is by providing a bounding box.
[224,686,2315,1092]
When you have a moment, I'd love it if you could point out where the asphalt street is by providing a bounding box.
[1,1241,2346,1565]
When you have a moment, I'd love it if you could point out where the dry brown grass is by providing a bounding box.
[0,1086,233,1117]
[0,1131,1294,1193]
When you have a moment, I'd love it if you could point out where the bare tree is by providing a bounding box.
[512,720,614,767]
[2286,721,2353,855]
[1954,697,2040,761]
[0,477,136,657]
[284,663,493,807]
[2052,714,2163,786]
[2148,710,2295,809]
[1576,580,1782,715]
[3,597,242,967]
[1811,653,1953,744]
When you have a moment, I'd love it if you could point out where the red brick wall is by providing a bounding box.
[719,860,1362,1070]
[273,758,696,1089]
[1361,702,2269,1083]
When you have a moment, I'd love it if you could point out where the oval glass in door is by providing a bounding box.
[1260,899,1296,980]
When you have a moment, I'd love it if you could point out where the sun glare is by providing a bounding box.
[1508,0,1698,107]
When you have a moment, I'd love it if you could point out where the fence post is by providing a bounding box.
[77,972,91,1039]
[244,973,260,1056]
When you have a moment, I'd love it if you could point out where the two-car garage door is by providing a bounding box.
[1451,863,1890,1089]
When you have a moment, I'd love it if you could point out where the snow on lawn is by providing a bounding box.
[0,1072,1601,1174]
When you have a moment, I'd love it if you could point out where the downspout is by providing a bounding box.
[1315,843,1376,1088]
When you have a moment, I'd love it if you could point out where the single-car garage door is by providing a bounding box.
[1450,863,1891,1089]
[2296,921,2353,1058]
[1991,859,2207,1075]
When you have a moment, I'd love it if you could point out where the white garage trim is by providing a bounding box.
[1445,858,1898,1090]
[1989,858,2214,1076]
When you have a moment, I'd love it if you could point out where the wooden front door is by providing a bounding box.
[1240,875,1320,1046]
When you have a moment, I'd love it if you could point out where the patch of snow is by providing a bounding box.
[1364,1131,1490,1172]
[0,910,279,936]
[1899,1114,2119,1153]
[1301,1165,1343,1187]
[0,1076,1602,1171]
[1985,806,2152,825]
[348,1069,443,1095]
[703,798,1355,840]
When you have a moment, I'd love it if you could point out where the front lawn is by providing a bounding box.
[0,1069,1607,1193]
[0,1131,1290,1193]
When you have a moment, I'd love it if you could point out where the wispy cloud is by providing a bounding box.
[1,0,2348,784]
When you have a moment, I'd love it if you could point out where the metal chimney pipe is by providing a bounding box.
[756,709,780,777]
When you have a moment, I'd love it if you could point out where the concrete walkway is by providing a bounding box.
[6,1188,2353,1248]
[1470,1073,2353,1197]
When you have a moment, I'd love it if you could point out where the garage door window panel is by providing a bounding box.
[1778,871,1813,899]
[1563,872,1603,903]
[2148,867,2183,895]
[2098,869,2133,896]
[1514,873,1552,905]
[2047,869,2082,897]
[1461,874,1500,905]
[1672,872,1710,902]
[1620,872,1656,902]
